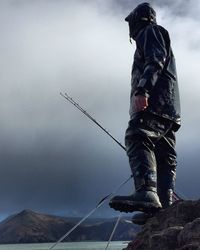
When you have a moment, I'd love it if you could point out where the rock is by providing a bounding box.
[179,244,200,250]
[124,200,200,250]
[178,218,200,248]
[150,226,183,250]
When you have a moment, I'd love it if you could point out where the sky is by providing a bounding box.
[0,0,200,220]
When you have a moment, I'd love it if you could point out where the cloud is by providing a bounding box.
[0,0,199,219]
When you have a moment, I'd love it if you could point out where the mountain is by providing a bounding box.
[124,200,200,250]
[0,209,74,243]
[0,209,139,244]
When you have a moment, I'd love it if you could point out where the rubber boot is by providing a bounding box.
[157,168,175,208]
[131,188,173,225]
[109,170,162,213]
[131,187,174,225]
[158,188,173,208]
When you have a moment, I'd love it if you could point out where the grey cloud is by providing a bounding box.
[0,0,199,219]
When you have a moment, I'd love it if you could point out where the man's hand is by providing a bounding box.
[134,95,149,112]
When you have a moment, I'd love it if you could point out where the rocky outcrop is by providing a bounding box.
[124,200,200,250]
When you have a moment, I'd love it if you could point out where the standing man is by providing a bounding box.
[109,3,181,221]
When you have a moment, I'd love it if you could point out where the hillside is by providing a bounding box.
[0,209,139,244]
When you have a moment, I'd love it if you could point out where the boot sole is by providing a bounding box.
[109,200,161,213]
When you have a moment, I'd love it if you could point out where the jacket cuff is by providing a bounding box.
[134,86,150,98]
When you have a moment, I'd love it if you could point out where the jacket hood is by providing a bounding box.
[125,2,156,40]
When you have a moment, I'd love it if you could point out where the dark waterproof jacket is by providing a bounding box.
[130,23,181,129]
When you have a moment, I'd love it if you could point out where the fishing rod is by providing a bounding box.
[60,92,182,201]
[60,92,126,151]
[52,91,182,249]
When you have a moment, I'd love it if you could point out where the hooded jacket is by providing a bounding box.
[127,5,181,130]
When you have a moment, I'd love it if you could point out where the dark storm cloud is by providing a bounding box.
[0,0,200,220]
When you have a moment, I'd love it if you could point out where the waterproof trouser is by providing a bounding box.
[125,112,177,207]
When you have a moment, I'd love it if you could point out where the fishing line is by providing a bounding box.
[48,175,133,250]
[105,213,122,250]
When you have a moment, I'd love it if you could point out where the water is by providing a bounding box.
[0,242,127,250]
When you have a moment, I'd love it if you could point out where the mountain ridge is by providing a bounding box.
[0,209,139,244]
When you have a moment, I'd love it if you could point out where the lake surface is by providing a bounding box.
[0,241,127,250]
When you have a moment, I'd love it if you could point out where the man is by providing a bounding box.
[109,2,181,223]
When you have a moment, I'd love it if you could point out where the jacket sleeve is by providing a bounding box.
[135,25,167,96]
